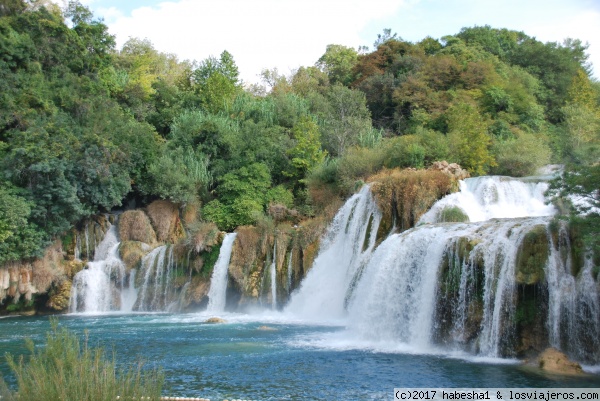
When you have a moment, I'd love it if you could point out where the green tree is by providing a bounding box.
[316,44,358,86]
[203,163,272,230]
[286,116,326,181]
[192,50,241,113]
[140,146,211,204]
[447,102,495,175]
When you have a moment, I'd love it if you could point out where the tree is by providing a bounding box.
[322,84,373,156]
[316,44,358,86]
[447,102,495,175]
[192,50,241,113]
[140,146,211,204]
[286,116,326,182]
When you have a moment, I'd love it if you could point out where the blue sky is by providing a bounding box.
[72,0,600,83]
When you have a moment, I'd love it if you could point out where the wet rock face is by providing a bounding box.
[515,225,549,285]
[537,347,584,375]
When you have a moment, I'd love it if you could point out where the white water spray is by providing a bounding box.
[285,185,381,320]
[206,233,237,313]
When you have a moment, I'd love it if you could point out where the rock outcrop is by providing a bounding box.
[537,348,584,375]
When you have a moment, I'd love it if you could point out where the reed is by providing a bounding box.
[1,318,163,401]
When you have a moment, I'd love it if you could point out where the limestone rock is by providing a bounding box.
[146,200,184,243]
[538,348,583,375]
[205,317,227,324]
[430,160,470,180]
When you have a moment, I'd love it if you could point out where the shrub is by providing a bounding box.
[491,133,551,177]
[1,319,163,401]
[438,206,469,223]
[118,210,157,244]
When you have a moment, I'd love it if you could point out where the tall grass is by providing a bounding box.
[0,319,163,401]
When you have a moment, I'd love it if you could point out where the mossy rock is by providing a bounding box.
[438,206,469,223]
[118,210,156,244]
[516,225,549,285]
[119,241,147,270]
[46,280,72,311]
[63,260,86,280]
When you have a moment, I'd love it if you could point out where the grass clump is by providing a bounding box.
[0,319,163,401]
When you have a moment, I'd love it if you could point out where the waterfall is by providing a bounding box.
[270,242,277,309]
[136,245,173,311]
[419,176,555,224]
[546,223,600,363]
[285,175,599,362]
[285,185,381,320]
[206,233,237,313]
[287,250,293,294]
[70,218,192,313]
[70,224,129,313]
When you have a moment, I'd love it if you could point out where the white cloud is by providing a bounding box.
[105,0,406,83]
[526,10,600,76]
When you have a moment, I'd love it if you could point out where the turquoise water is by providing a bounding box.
[1,313,599,401]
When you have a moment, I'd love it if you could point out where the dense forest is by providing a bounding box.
[0,0,598,266]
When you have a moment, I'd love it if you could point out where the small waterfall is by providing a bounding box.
[70,224,129,313]
[546,223,600,363]
[287,250,293,294]
[285,185,381,320]
[419,176,555,224]
[270,242,277,309]
[206,233,237,313]
[136,245,177,311]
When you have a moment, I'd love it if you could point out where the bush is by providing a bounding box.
[1,319,163,401]
[491,132,551,177]
[438,206,469,223]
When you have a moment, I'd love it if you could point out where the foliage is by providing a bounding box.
[0,1,595,266]
[316,44,358,86]
[548,164,600,256]
[491,132,552,177]
[446,102,495,175]
[140,146,212,204]
[1,319,163,401]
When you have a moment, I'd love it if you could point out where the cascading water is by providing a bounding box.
[545,222,600,363]
[285,185,382,320]
[206,233,237,313]
[286,175,599,362]
[70,224,130,313]
[270,242,277,309]
[419,176,555,223]
[71,218,193,313]
[136,245,175,311]
[287,250,293,295]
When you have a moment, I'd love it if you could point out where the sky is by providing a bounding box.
[62,0,600,83]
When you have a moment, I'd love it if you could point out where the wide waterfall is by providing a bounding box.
[286,185,382,320]
[206,233,237,313]
[286,176,599,363]
[419,176,555,223]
